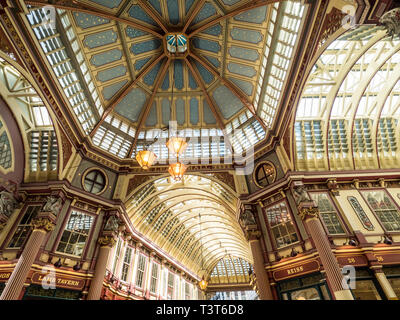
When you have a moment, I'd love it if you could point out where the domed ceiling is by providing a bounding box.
[25,0,306,160]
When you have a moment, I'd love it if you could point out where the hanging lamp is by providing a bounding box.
[168,160,187,181]
[136,142,157,170]
[198,213,208,291]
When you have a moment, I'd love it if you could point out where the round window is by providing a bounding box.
[83,169,106,194]
[254,162,276,188]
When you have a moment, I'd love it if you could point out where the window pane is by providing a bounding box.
[310,193,345,235]
[362,190,400,231]
[56,210,94,256]
[265,201,298,248]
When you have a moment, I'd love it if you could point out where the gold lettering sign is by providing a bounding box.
[31,272,84,290]
[286,266,304,275]
[273,260,320,281]
[0,272,11,281]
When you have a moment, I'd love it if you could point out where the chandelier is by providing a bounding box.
[135,62,189,181]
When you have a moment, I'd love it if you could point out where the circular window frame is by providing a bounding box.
[81,168,108,195]
[253,161,276,189]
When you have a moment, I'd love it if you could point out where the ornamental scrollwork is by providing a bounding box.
[298,207,320,221]
[98,235,116,248]
[32,217,55,232]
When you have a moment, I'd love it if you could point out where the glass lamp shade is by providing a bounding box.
[136,150,157,170]
[199,277,208,291]
[166,137,188,156]
[168,161,187,181]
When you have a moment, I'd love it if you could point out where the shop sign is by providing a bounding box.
[31,272,85,290]
[373,253,400,265]
[337,255,368,267]
[0,272,11,282]
[273,260,320,281]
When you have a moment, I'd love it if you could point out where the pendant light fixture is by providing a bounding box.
[136,148,157,170]
[166,136,188,157]
[167,59,188,180]
[168,160,187,181]
[198,213,208,291]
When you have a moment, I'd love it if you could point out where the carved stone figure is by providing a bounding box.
[293,185,311,206]
[380,8,400,39]
[0,191,17,218]
[104,215,120,232]
[240,209,256,227]
[43,196,63,216]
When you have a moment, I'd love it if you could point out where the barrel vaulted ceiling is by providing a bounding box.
[125,173,252,277]
[23,0,307,161]
[294,26,400,172]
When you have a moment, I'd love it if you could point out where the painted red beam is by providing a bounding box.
[25,0,164,38]
[128,57,172,157]
[89,54,166,138]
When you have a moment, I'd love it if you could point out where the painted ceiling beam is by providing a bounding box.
[182,0,207,34]
[137,0,168,34]
[185,57,233,152]
[89,53,166,138]
[188,0,281,38]
[129,57,172,157]
[190,52,268,131]
[25,0,164,38]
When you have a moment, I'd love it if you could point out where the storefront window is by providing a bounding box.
[351,269,383,300]
[277,273,331,300]
[22,285,81,300]
[265,201,299,249]
[352,280,382,300]
[383,266,400,298]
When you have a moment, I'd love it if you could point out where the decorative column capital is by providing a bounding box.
[31,212,57,232]
[245,228,262,241]
[298,206,320,221]
[98,235,117,248]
